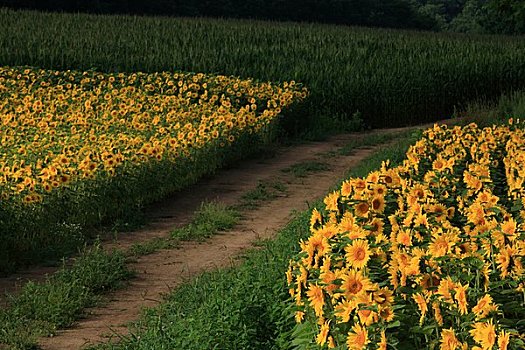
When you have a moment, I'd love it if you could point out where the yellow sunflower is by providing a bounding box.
[305,232,331,259]
[373,287,394,306]
[346,324,369,350]
[341,180,353,197]
[440,328,460,350]
[334,298,356,323]
[498,330,510,350]
[472,294,497,319]
[345,239,371,270]
[354,201,370,218]
[306,283,325,317]
[316,320,330,346]
[310,208,323,229]
[371,195,386,213]
[454,283,468,315]
[341,269,375,297]
[413,293,428,324]
[324,191,340,212]
[469,321,496,350]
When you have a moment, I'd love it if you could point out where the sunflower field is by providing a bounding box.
[0,66,306,272]
[287,121,525,349]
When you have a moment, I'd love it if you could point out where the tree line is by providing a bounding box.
[0,0,523,34]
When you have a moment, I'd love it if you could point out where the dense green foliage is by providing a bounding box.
[457,90,525,126]
[3,0,524,35]
[1,8,525,133]
[413,0,525,34]
[0,0,432,30]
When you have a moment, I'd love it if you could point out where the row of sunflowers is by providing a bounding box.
[0,66,306,204]
[287,121,524,349]
[0,66,306,271]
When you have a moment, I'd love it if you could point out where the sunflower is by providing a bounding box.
[467,203,487,226]
[378,306,394,322]
[352,178,367,191]
[437,277,457,303]
[413,293,428,324]
[367,217,384,236]
[428,232,452,258]
[371,195,386,213]
[379,330,387,350]
[347,227,368,240]
[440,328,460,350]
[354,201,370,218]
[496,245,517,278]
[316,320,330,346]
[501,218,517,241]
[454,283,468,315]
[472,294,497,319]
[310,208,323,229]
[469,321,496,350]
[341,269,375,297]
[410,184,428,200]
[428,203,448,222]
[432,157,446,172]
[306,283,325,317]
[396,229,412,247]
[305,232,331,259]
[341,180,352,197]
[345,239,371,270]
[498,330,510,350]
[338,212,356,234]
[346,324,369,350]
[334,298,356,323]
[464,171,482,192]
[414,213,429,228]
[373,287,394,306]
[367,171,380,184]
[324,191,340,212]
[432,301,444,326]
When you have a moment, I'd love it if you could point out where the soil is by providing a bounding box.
[0,127,419,349]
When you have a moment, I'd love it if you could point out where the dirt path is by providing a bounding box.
[0,127,415,349]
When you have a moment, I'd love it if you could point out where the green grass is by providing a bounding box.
[281,161,329,178]
[0,130,420,349]
[90,132,421,350]
[171,201,240,241]
[128,237,177,257]
[1,8,525,134]
[454,89,525,127]
[336,129,415,156]
[0,244,132,349]
[239,180,288,210]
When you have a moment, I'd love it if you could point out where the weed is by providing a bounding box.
[171,201,240,241]
[281,161,329,178]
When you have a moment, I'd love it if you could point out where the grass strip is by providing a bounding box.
[281,161,330,178]
[0,244,131,349]
[0,128,421,349]
[238,180,288,210]
[90,132,421,350]
[171,201,241,241]
[336,129,416,156]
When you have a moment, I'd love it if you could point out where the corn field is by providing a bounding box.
[1,8,525,131]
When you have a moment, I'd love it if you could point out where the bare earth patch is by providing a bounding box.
[0,128,415,349]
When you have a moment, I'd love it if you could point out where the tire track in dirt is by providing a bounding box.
[0,126,418,349]
[0,130,393,301]
[36,138,385,349]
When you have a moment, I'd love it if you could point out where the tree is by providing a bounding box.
[481,0,525,34]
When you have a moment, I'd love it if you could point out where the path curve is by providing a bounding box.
[0,125,431,349]
[37,133,389,349]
